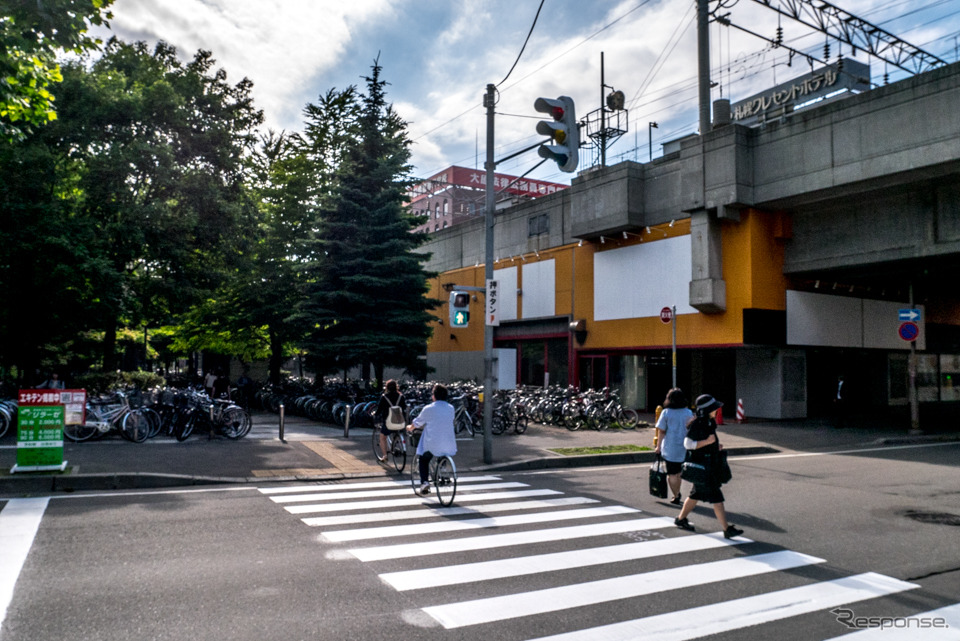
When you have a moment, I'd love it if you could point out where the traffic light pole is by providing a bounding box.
[482,83,496,465]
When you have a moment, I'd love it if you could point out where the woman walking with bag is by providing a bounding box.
[375,380,406,464]
[655,388,693,505]
[674,394,743,539]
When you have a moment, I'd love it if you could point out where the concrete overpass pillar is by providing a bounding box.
[689,209,726,313]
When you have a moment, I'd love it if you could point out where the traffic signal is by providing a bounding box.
[534,96,579,173]
[449,291,470,328]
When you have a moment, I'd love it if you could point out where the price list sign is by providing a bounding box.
[13,389,78,472]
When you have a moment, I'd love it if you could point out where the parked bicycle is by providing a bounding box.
[64,390,151,443]
[174,396,252,441]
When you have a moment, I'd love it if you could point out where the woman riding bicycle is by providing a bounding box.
[375,379,407,463]
[407,383,457,495]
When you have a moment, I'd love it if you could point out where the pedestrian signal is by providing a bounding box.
[449,291,470,328]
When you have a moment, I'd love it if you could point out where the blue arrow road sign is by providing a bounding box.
[898,308,921,322]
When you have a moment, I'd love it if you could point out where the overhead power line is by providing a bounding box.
[498,0,545,87]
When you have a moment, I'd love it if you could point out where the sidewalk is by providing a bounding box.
[1,411,957,497]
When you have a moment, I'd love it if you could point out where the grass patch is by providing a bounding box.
[549,444,651,456]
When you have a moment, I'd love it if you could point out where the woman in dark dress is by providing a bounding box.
[674,394,744,539]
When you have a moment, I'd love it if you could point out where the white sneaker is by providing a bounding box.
[418,483,431,495]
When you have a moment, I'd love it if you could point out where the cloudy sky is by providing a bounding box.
[91,0,960,184]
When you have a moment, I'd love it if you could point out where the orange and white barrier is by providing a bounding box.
[736,398,746,423]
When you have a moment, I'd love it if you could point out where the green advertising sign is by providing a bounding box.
[15,404,65,471]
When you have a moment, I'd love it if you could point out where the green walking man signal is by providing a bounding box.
[449,291,470,327]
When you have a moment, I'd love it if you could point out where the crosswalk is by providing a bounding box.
[258,475,957,640]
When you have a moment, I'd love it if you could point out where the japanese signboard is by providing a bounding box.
[730,58,870,126]
[13,389,85,472]
[486,279,500,327]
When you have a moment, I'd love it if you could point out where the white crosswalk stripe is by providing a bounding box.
[422,550,825,628]
[257,475,504,495]
[268,481,528,503]
[525,573,918,641]
[285,488,561,514]
[349,516,676,562]
[321,505,639,542]
[257,476,952,640]
[303,496,597,527]
[379,531,750,591]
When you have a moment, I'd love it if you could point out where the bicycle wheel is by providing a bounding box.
[175,411,196,441]
[220,406,251,439]
[373,427,384,461]
[121,410,150,443]
[491,410,505,435]
[141,407,162,438]
[64,422,98,442]
[514,412,528,434]
[455,414,474,438]
[390,432,406,473]
[410,453,422,494]
[618,408,640,429]
[433,456,457,506]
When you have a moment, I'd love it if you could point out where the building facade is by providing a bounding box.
[417,61,960,424]
[409,166,568,234]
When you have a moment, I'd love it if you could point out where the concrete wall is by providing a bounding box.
[736,348,807,419]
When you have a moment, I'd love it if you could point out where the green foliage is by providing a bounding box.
[0,0,114,141]
[73,369,165,394]
[297,58,438,380]
[0,37,264,377]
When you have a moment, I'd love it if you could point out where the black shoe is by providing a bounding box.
[724,525,744,539]
[674,517,695,532]
[670,494,682,506]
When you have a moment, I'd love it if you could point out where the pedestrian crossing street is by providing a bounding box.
[258,475,960,640]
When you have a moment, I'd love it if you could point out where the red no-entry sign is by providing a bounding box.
[660,307,673,324]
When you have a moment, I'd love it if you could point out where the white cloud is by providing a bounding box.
[88,0,960,182]
[99,0,391,130]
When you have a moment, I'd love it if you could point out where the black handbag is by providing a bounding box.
[680,461,708,485]
[649,455,668,499]
[714,450,732,485]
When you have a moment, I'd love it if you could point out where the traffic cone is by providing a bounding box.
[736,398,746,423]
[715,405,724,425]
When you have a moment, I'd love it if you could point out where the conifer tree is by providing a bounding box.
[298,58,436,384]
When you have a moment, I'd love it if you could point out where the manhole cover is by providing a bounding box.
[902,510,960,526]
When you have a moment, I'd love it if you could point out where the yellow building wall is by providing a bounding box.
[426,209,790,354]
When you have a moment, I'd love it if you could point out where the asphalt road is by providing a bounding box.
[2,441,959,641]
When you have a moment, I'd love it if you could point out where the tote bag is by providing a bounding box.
[649,455,668,499]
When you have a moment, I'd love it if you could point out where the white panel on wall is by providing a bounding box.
[493,265,518,321]
[521,259,555,319]
[786,290,862,347]
[594,236,695,321]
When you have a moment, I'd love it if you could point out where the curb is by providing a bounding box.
[476,446,780,472]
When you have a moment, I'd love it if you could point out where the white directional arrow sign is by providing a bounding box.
[898,308,921,322]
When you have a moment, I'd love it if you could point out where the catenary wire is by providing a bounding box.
[498,0,545,87]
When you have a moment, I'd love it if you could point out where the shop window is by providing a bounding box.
[941,355,960,401]
[917,354,939,402]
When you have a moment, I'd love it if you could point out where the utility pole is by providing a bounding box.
[482,83,496,464]
[600,52,607,167]
[697,0,711,136]
[908,283,921,434]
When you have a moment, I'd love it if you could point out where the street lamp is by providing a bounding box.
[648,121,659,162]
